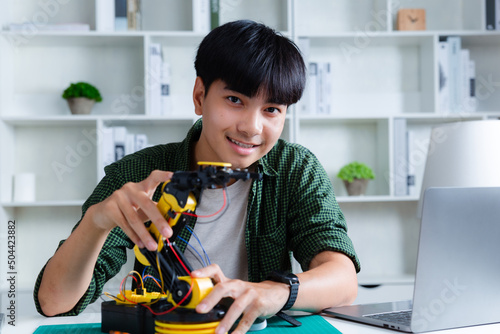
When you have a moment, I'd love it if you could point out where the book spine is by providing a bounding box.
[468,60,477,112]
[486,0,496,30]
[393,118,408,196]
[101,127,114,178]
[308,62,318,115]
[161,62,172,115]
[323,62,333,115]
[193,0,210,33]
[438,40,450,114]
[406,130,416,196]
[148,43,162,116]
[135,134,148,151]
[210,0,220,30]
[460,49,471,112]
[127,0,141,31]
[496,0,500,29]
[96,0,115,32]
[125,133,136,155]
[114,0,127,31]
[113,126,127,162]
[447,36,462,113]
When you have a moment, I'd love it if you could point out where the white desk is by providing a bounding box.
[5,312,500,334]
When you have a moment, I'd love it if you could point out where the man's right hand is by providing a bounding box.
[90,169,173,251]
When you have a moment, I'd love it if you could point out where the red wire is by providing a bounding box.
[165,237,191,275]
[182,188,227,218]
[117,188,225,317]
[119,270,194,316]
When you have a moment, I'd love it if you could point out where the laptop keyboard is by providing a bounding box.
[364,310,412,326]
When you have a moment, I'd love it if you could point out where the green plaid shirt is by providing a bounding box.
[34,119,360,316]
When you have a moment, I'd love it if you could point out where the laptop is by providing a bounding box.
[324,187,500,333]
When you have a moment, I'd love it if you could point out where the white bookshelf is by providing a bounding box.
[1,0,500,315]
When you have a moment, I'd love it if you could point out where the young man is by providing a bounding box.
[35,20,360,334]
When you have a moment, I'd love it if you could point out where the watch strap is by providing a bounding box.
[282,277,299,310]
[276,311,302,327]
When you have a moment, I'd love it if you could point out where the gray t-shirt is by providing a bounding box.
[184,179,252,281]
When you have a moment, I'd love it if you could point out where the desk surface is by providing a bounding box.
[5,312,500,334]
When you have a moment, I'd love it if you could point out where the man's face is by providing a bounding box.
[193,78,288,169]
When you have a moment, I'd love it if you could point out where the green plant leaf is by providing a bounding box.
[62,82,102,102]
[337,161,375,183]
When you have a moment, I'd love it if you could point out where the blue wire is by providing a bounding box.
[185,225,211,265]
[177,235,207,267]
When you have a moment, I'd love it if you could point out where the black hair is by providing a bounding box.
[194,20,306,106]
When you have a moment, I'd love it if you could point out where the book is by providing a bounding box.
[127,0,141,31]
[459,49,470,112]
[210,0,220,30]
[393,118,408,196]
[486,0,496,30]
[438,40,450,113]
[307,62,318,115]
[468,60,477,112]
[161,62,172,115]
[497,0,500,29]
[125,133,136,155]
[135,134,148,151]
[113,126,127,162]
[447,36,462,113]
[148,43,162,116]
[96,0,115,32]
[101,127,115,177]
[193,0,210,33]
[317,62,333,115]
[406,130,417,196]
[115,0,127,31]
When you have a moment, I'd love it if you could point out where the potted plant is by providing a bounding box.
[337,161,375,196]
[62,82,102,115]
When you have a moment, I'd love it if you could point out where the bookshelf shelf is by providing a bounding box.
[0,0,498,300]
[1,200,86,208]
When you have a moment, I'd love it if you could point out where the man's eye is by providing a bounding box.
[266,107,280,114]
[227,96,241,104]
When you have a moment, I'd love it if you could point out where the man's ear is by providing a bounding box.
[193,77,205,116]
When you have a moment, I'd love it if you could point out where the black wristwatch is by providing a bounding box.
[266,271,300,311]
[266,271,301,327]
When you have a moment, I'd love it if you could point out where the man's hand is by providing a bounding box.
[191,264,290,334]
[90,170,173,250]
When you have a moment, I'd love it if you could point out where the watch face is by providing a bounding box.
[267,271,299,284]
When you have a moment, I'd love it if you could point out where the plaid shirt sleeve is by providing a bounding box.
[33,125,196,316]
[246,140,360,282]
[33,164,135,316]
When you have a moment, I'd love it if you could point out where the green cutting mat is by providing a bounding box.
[33,315,341,333]
[33,322,102,333]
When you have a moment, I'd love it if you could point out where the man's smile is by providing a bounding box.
[228,137,259,149]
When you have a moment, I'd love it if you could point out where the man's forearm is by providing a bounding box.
[38,206,109,316]
[294,251,358,312]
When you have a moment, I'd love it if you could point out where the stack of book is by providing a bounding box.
[96,0,141,31]
[101,126,148,171]
[438,36,476,114]
[303,62,333,115]
[96,0,219,32]
[148,43,172,116]
[393,119,417,197]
